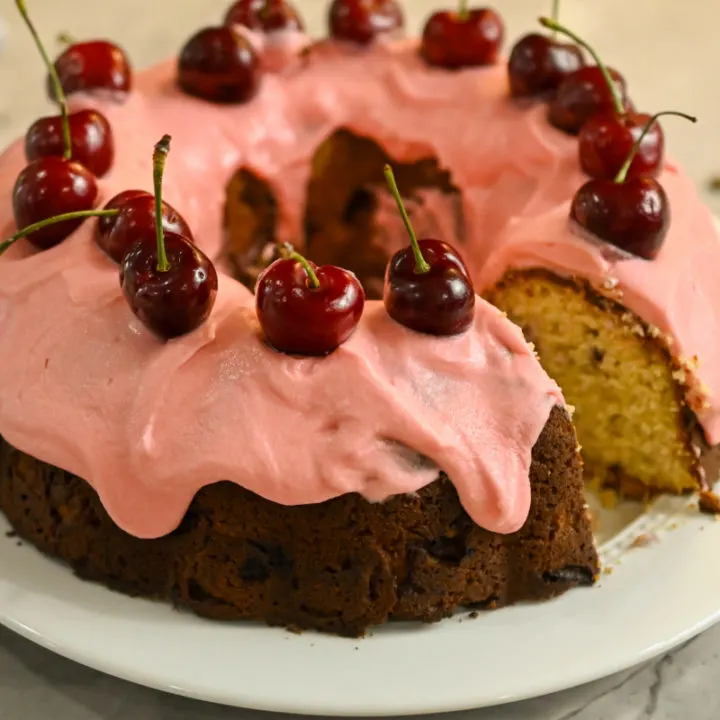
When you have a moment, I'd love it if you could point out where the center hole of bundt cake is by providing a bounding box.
[223,129,464,299]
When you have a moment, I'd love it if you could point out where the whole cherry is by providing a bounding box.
[96,191,193,263]
[570,112,696,260]
[421,2,504,69]
[25,109,114,178]
[578,111,664,180]
[13,157,98,250]
[256,244,365,355]
[120,136,218,339]
[178,26,260,103]
[224,0,304,32]
[48,39,132,101]
[508,2,583,97]
[383,165,474,335]
[540,18,629,135]
[328,0,404,45]
[12,0,99,249]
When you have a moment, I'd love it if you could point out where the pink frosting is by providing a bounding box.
[0,38,569,539]
[1,35,716,539]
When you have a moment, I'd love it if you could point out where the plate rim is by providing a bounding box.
[1,492,718,716]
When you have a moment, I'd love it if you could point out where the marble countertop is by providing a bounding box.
[1,0,720,718]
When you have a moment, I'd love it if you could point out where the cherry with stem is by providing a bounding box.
[256,242,365,355]
[17,0,71,158]
[120,135,218,339]
[421,2,504,70]
[540,16,629,135]
[48,39,132,100]
[570,112,697,260]
[12,0,100,250]
[96,189,193,264]
[507,0,584,98]
[382,165,475,336]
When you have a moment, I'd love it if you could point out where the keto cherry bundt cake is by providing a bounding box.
[0,0,715,636]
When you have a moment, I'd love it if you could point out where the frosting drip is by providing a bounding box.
[1,35,716,538]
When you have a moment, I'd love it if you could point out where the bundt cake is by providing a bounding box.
[0,0,715,636]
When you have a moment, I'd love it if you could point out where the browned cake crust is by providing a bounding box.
[0,407,598,636]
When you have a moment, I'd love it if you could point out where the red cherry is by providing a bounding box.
[49,40,132,100]
[328,0,404,45]
[119,135,217,339]
[256,251,365,355]
[385,238,475,335]
[96,192,193,263]
[12,157,98,250]
[570,177,668,260]
[578,111,663,180]
[96,190,149,240]
[121,231,218,339]
[548,65,628,135]
[508,33,584,97]
[536,19,629,135]
[383,166,474,336]
[224,0,304,31]
[421,6,504,69]
[178,26,260,104]
[25,109,115,178]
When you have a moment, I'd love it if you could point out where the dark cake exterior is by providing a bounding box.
[0,406,598,636]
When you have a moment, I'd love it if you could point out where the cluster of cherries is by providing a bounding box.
[11,0,131,251]
[4,0,697,355]
[177,0,506,105]
[6,0,476,352]
[508,12,696,259]
[5,0,217,338]
[257,164,474,355]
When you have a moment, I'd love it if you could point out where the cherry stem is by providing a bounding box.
[15,0,72,160]
[57,32,75,45]
[287,249,320,289]
[539,16,624,117]
[0,209,119,255]
[384,165,430,275]
[614,111,697,184]
[153,135,172,273]
[458,0,468,21]
[550,0,559,38]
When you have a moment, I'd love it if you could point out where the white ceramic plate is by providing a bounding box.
[1,488,719,716]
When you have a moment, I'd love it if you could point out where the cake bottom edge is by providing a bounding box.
[0,407,599,637]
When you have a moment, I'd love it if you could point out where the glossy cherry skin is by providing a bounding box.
[256,257,365,355]
[421,8,503,69]
[328,0,404,45]
[384,239,475,335]
[570,178,669,260]
[96,192,193,263]
[12,157,98,250]
[548,66,629,135]
[178,27,260,104]
[48,40,132,100]
[224,0,304,31]
[120,232,218,339]
[25,109,115,178]
[96,190,148,240]
[508,33,584,97]
[578,111,664,180]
